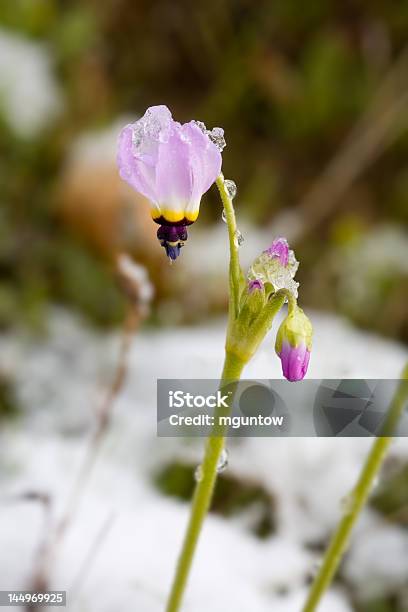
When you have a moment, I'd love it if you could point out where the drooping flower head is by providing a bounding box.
[117,105,223,260]
[247,237,299,298]
[275,306,313,381]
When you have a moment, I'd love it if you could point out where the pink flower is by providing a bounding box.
[117,105,223,259]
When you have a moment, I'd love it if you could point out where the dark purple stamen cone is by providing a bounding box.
[157,225,188,260]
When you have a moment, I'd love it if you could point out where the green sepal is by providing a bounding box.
[226,288,287,363]
[275,306,313,354]
[239,282,266,319]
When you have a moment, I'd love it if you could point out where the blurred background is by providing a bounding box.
[0,2,408,612]
[0,0,407,335]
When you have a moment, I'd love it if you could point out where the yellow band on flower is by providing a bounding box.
[151,208,199,223]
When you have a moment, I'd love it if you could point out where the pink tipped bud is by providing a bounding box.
[248,279,263,293]
[275,306,312,382]
[277,341,311,382]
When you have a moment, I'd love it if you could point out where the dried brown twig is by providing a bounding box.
[69,511,116,601]
[27,255,153,601]
[55,306,139,540]
[29,306,139,598]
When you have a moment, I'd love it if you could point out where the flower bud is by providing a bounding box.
[248,237,299,299]
[248,279,263,293]
[275,306,312,381]
[244,279,265,317]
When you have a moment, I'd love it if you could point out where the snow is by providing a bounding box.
[0,308,407,611]
[344,511,408,599]
[0,28,63,138]
[66,117,134,167]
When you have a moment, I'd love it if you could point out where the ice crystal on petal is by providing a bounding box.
[224,179,237,199]
[208,127,226,151]
[192,120,226,151]
[131,105,171,155]
[288,249,299,276]
[193,120,207,134]
[131,124,143,149]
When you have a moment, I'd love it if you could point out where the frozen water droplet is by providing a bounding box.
[311,559,322,577]
[340,492,354,515]
[288,250,299,278]
[216,448,229,474]
[224,179,237,199]
[192,121,226,151]
[208,127,226,151]
[221,209,227,223]
[131,106,171,154]
[193,120,207,134]
[194,465,203,482]
[131,125,143,149]
[247,250,299,299]
[234,229,244,248]
[145,106,171,142]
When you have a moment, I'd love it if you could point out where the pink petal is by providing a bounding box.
[265,237,289,267]
[117,124,158,204]
[155,124,194,207]
[279,341,310,382]
[182,122,222,207]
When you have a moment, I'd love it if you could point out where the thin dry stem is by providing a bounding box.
[28,307,139,599]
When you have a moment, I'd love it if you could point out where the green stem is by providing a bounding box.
[302,371,408,612]
[165,351,245,612]
[165,175,245,612]
[216,174,241,317]
[166,174,245,612]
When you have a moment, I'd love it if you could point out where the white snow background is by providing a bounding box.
[0,309,407,612]
[0,28,63,138]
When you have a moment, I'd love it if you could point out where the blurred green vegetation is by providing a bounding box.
[155,460,276,538]
[354,597,408,612]
[372,463,408,525]
[0,0,407,338]
[0,372,19,420]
